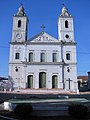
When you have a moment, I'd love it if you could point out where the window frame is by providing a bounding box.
[52,53,57,62]
[18,20,21,28]
[40,52,45,62]
[15,52,20,60]
[66,53,70,60]
[29,52,33,62]
[65,20,68,28]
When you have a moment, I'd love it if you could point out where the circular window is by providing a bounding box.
[65,34,69,39]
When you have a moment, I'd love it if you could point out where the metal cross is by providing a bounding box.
[62,3,65,6]
[41,24,45,32]
[66,78,72,89]
[21,3,23,6]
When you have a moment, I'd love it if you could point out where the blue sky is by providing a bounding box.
[0,0,90,77]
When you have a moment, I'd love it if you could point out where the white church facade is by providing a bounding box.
[9,5,78,92]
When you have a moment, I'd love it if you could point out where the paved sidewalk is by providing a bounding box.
[0,103,4,111]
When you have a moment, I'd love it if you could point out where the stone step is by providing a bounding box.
[14,89,71,94]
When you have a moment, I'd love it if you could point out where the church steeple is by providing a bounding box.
[60,4,71,17]
[15,4,27,17]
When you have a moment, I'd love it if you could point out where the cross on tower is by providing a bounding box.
[66,78,72,89]
[41,24,45,32]
[21,3,23,6]
[62,3,65,6]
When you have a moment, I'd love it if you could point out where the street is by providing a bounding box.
[0,92,90,103]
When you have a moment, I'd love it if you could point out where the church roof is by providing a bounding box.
[27,31,58,43]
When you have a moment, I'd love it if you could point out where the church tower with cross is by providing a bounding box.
[8,4,78,92]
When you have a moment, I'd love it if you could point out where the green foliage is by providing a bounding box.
[14,103,33,118]
[68,104,88,119]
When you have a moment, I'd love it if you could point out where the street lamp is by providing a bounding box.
[15,67,18,72]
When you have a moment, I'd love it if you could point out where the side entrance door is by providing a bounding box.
[52,75,58,88]
[27,75,33,88]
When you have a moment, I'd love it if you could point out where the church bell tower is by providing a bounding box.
[58,4,74,42]
[12,5,28,42]
[58,5,78,91]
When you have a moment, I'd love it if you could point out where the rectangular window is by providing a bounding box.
[15,53,20,59]
[29,53,33,62]
[53,53,57,62]
[41,53,45,62]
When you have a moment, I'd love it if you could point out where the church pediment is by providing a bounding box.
[28,32,58,42]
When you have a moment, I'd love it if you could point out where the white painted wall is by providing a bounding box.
[8,5,78,91]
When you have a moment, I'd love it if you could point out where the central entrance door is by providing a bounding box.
[39,72,46,88]
[52,75,58,88]
[27,75,33,88]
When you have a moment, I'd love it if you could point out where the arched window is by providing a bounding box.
[15,53,20,59]
[66,53,70,60]
[65,20,68,28]
[18,20,21,28]
[39,72,46,88]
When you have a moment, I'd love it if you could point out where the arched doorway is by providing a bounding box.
[39,72,46,88]
[27,75,33,88]
[52,75,58,88]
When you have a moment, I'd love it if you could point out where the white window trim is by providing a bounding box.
[66,51,71,61]
[40,50,46,62]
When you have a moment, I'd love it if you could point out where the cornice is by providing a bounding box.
[9,61,77,66]
[10,41,76,46]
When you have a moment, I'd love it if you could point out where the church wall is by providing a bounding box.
[63,45,76,63]
[62,44,77,90]
[58,17,73,31]
[64,65,77,90]
[9,43,78,90]
[26,44,62,62]
[12,17,27,30]
[25,65,63,89]
[9,45,14,62]
[9,44,26,63]
[58,17,74,41]
[9,64,24,89]
[12,16,28,42]
[9,64,63,89]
